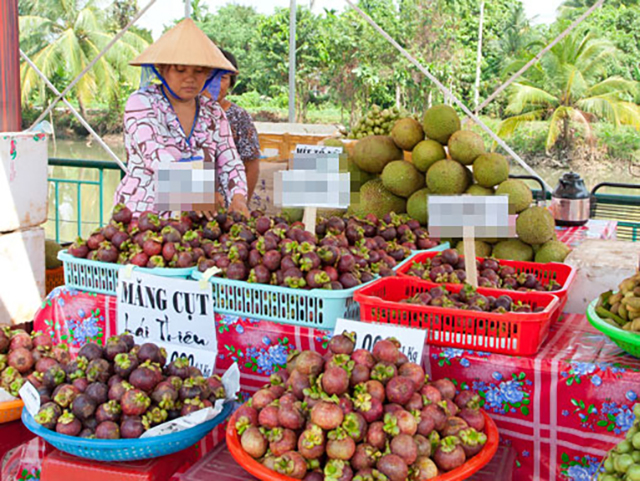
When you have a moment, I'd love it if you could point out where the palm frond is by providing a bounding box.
[546,106,570,151]
[505,83,558,115]
[576,95,621,125]
[496,109,546,139]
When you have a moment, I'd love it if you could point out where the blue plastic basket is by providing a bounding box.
[22,401,233,462]
[192,243,449,330]
[58,251,196,296]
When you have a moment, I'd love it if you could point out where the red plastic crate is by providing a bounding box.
[353,277,560,356]
[395,251,576,313]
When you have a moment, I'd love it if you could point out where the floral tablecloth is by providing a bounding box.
[28,286,640,481]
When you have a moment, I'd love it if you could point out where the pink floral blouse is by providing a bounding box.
[114,84,247,216]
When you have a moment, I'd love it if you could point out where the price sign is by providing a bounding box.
[428,195,514,239]
[19,381,41,417]
[154,161,216,212]
[117,270,217,376]
[294,144,343,155]
[429,195,514,287]
[275,145,350,210]
[333,318,427,364]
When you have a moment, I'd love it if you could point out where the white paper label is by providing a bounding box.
[334,318,427,364]
[117,270,217,376]
[140,363,240,439]
[19,381,41,417]
[0,387,17,403]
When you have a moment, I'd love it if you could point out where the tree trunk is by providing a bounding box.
[562,117,570,151]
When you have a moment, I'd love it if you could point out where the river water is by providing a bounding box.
[46,138,634,243]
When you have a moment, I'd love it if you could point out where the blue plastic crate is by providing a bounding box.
[22,401,233,462]
[58,250,195,296]
[192,243,448,330]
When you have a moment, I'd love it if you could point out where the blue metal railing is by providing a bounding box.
[48,158,122,243]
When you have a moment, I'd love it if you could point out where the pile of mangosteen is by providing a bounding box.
[405,249,561,292]
[26,334,225,440]
[0,327,69,397]
[69,205,440,291]
[235,333,489,480]
[399,284,542,314]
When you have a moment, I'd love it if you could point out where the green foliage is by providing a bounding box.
[19,0,150,113]
[498,30,640,151]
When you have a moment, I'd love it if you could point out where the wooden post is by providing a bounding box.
[0,0,21,131]
[303,207,317,234]
[463,225,478,288]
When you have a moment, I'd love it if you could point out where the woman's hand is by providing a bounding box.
[229,194,250,218]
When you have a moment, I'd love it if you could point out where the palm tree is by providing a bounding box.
[19,0,149,115]
[498,31,640,152]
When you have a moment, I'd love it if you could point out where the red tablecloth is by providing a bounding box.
[28,286,639,481]
[556,219,617,248]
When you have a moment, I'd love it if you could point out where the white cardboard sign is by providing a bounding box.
[117,270,217,376]
[295,144,343,155]
[428,195,514,239]
[274,144,350,209]
[19,381,41,417]
[334,318,427,364]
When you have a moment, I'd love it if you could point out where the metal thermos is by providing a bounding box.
[550,172,590,227]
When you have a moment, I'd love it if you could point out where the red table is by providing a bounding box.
[25,284,637,481]
[556,219,617,248]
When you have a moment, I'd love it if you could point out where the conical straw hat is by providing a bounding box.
[130,18,237,72]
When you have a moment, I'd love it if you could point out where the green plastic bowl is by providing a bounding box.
[587,298,640,358]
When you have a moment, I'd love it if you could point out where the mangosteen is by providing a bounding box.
[35,402,62,430]
[71,393,97,421]
[86,359,111,384]
[78,342,104,362]
[121,417,146,438]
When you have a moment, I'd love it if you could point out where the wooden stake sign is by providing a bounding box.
[428,196,513,287]
[274,145,350,234]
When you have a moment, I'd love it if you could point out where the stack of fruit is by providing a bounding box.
[0,327,69,398]
[596,404,640,481]
[30,334,225,439]
[399,284,543,314]
[69,208,440,291]
[596,272,640,332]
[346,106,407,140]
[68,206,201,269]
[342,104,571,264]
[404,248,562,292]
[231,334,493,480]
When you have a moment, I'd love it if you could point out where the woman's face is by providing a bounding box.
[217,73,232,102]
[160,64,212,101]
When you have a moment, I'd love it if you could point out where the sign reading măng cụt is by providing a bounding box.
[117,270,216,377]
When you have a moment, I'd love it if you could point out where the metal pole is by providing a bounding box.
[185,0,191,18]
[289,0,296,123]
[474,0,485,114]
[21,50,127,172]
[29,0,158,129]
[0,0,21,131]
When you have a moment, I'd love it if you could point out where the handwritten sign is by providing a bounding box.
[294,144,343,155]
[19,382,41,417]
[155,161,216,212]
[428,196,514,239]
[333,319,427,364]
[274,145,350,209]
[117,270,216,376]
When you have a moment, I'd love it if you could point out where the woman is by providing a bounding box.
[216,49,261,203]
[114,19,249,218]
